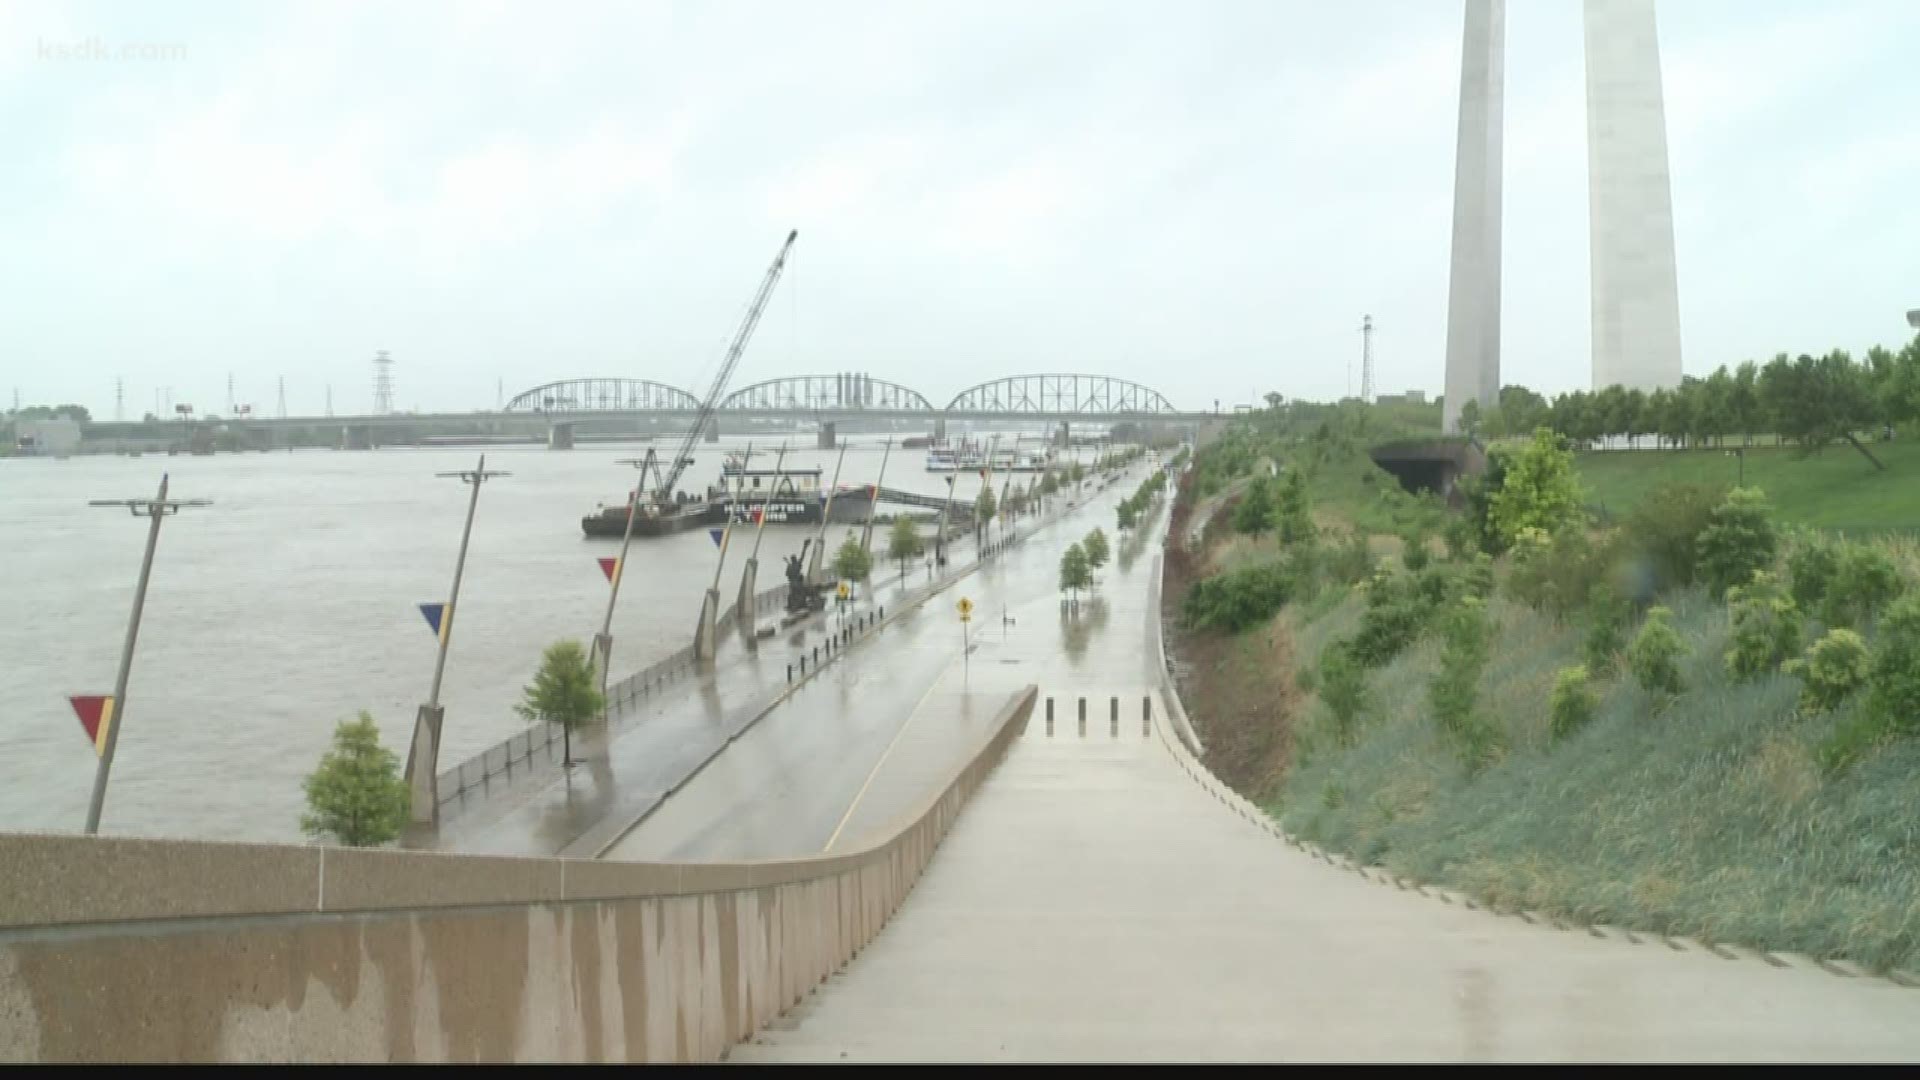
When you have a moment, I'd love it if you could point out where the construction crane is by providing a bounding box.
[645,229,798,507]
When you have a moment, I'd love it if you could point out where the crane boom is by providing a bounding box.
[656,229,799,504]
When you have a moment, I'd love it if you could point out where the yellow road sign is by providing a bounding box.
[837,581,850,600]
[957,597,974,620]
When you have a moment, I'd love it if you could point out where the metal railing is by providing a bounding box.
[433,580,791,809]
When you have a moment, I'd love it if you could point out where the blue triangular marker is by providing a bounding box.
[709,528,724,547]
[418,603,445,636]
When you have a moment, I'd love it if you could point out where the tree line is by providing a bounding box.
[1466,335,1920,468]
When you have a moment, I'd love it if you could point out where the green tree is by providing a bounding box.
[974,482,998,529]
[832,532,874,583]
[1785,628,1871,715]
[1083,527,1110,570]
[1488,427,1583,547]
[1059,542,1092,600]
[517,639,605,767]
[1232,476,1275,538]
[1696,487,1779,600]
[1723,571,1803,682]
[1629,606,1686,697]
[887,516,924,575]
[1549,665,1598,742]
[1274,468,1313,545]
[1317,643,1369,747]
[1430,598,1499,769]
[1865,594,1920,739]
[301,712,410,847]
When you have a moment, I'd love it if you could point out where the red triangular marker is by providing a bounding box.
[69,695,116,756]
[597,557,618,582]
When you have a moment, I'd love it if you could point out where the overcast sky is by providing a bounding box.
[3,0,1916,419]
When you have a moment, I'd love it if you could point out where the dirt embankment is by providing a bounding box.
[1160,475,1297,804]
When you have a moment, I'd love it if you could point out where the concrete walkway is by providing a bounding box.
[734,541,1920,1062]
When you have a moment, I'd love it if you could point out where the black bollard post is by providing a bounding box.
[787,663,793,683]
[1077,697,1086,738]
[1110,696,1118,738]
[1143,695,1152,736]
[1045,697,1054,736]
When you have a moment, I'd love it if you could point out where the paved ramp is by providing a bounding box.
[733,573,1920,1061]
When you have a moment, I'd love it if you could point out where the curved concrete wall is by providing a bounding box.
[0,687,1038,1063]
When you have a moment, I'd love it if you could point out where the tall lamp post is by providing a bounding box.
[405,454,509,827]
[79,474,209,833]
[591,455,658,693]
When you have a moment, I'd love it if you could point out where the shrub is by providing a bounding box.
[1328,531,1373,585]
[1784,628,1870,715]
[1181,561,1294,633]
[1430,598,1499,769]
[1826,541,1903,628]
[1399,524,1431,572]
[1583,583,1629,675]
[1318,643,1370,747]
[1723,571,1803,682]
[1506,524,1623,621]
[1083,527,1110,570]
[1549,665,1598,742]
[1865,594,1920,739]
[1349,571,1429,668]
[1622,482,1723,591]
[1786,533,1840,615]
[1696,487,1779,600]
[1629,606,1686,696]
[1442,512,1479,561]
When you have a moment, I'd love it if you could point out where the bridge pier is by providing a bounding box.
[548,421,576,450]
[1056,420,1071,448]
[704,417,720,444]
[933,418,946,441]
[817,422,837,450]
[339,424,374,450]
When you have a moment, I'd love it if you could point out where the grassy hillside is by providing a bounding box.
[1276,585,1920,973]
[1578,441,1920,535]
[1163,411,1920,977]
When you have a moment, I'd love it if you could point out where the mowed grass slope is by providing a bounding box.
[1577,440,1920,534]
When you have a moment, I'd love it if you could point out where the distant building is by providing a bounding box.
[14,417,82,455]
[1375,391,1428,406]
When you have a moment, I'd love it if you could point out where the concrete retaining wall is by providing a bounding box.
[0,687,1038,1062]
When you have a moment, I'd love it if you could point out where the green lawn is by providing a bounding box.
[1577,440,1920,534]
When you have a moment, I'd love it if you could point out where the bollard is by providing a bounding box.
[1045,697,1054,736]
[813,645,819,664]
[787,663,793,683]
[1077,697,1086,738]
[1143,695,1152,736]
[1111,696,1119,738]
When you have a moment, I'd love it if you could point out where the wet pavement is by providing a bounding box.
[600,469,1165,862]
[431,462,1160,858]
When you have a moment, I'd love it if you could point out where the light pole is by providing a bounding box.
[1906,309,1919,330]
[405,454,509,827]
[79,474,209,833]
[1727,446,1745,488]
[592,455,658,693]
[696,445,752,661]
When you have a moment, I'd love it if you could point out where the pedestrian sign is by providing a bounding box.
[957,597,974,621]
[838,581,851,601]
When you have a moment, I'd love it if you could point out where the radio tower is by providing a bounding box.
[372,350,395,415]
[1359,315,1376,404]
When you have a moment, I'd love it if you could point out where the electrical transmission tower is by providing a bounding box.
[1359,315,1375,404]
[115,378,124,421]
[372,351,395,415]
